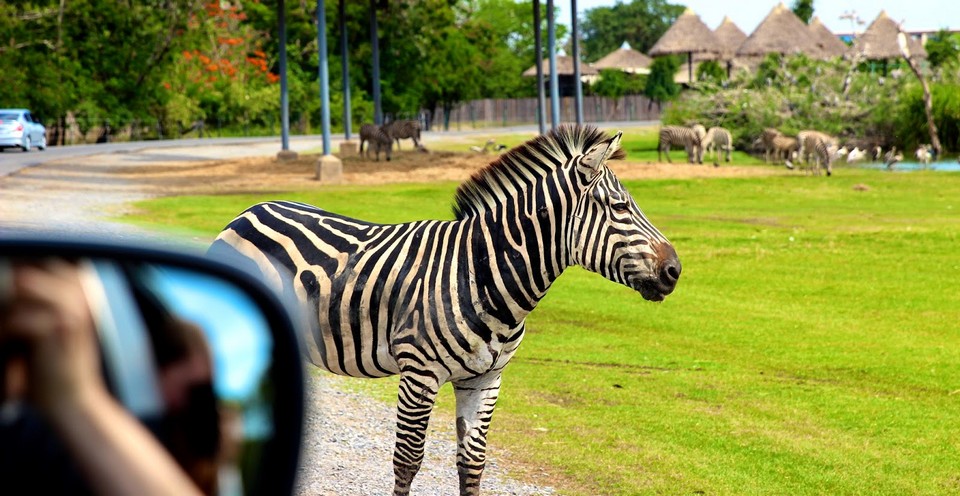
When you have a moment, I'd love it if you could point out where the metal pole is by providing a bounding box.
[369,0,382,125]
[546,0,560,129]
[339,0,352,140]
[534,0,545,135]
[571,0,583,125]
[278,0,290,150]
[688,52,693,83]
[317,0,331,155]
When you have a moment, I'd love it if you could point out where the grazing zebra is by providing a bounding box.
[702,126,733,166]
[383,119,422,150]
[772,135,800,166]
[797,130,838,165]
[797,134,834,176]
[359,123,393,161]
[658,125,702,164]
[758,128,783,163]
[208,125,681,496]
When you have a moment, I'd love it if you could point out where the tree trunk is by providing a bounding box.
[898,31,942,156]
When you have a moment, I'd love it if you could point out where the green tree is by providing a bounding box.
[925,29,960,69]
[644,55,681,108]
[791,0,814,24]
[580,0,684,62]
[696,60,726,84]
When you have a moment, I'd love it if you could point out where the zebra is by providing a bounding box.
[658,125,702,164]
[383,119,422,150]
[702,126,733,166]
[797,133,834,176]
[797,130,838,165]
[773,135,800,166]
[359,123,393,161]
[757,128,783,163]
[208,125,681,496]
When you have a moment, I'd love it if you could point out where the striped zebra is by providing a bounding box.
[757,128,783,163]
[359,123,393,161]
[702,126,733,166]
[383,119,422,150]
[208,125,681,496]
[797,133,834,176]
[772,134,800,166]
[797,130,837,165]
[658,125,702,164]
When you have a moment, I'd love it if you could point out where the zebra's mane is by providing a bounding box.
[452,125,625,220]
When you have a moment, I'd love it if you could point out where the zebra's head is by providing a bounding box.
[569,131,681,302]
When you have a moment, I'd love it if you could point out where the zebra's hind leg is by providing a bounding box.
[393,370,443,496]
[453,373,502,496]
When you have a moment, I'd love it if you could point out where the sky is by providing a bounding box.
[556,0,956,36]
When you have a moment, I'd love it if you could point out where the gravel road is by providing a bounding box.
[0,145,557,496]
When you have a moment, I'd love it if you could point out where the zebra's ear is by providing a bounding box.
[579,131,623,176]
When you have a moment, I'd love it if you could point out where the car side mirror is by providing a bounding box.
[0,237,304,496]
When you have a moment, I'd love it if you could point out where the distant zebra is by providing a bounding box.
[359,123,392,161]
[798,133,834,176]
[772,135,800,166]
[797,130,838,165]
[209,125,681,496]
[658,125,702,164]
[758,128,783,163]
[383,119,421,150]
[702,126,733,166]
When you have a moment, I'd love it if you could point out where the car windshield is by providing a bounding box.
[0,112,20,121]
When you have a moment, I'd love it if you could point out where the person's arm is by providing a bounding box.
[1,259,202,496]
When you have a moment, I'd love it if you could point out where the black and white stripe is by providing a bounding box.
[359,123,393,161]
[208,125,681,496]
[658,125,702,164]
[383,119,422,150]
[798,133,834,176]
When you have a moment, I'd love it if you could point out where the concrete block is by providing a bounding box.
[315,154,343,183]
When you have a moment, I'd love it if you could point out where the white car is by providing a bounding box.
[0,108,47,152]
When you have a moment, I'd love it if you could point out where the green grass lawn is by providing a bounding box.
[122,167,960,495]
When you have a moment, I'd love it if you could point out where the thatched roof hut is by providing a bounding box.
[737,3,818,57]
[808,16,848,59]
[522,55,599,77]
[593,42,653,75]
[714,16,747,61]
[649,8,722,82]
[852,10,926,60]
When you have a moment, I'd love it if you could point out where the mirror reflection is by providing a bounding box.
[0,257,277,496]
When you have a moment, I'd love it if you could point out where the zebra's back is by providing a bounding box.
[359,123,392,160]
[383,119,421,148]
[658,125,702,164]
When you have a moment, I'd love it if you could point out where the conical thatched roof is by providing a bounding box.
[522,55,599,77]
[593,42,653,74]
[714,16,747,60]
[737,3,818,57]
[649,8,722,57]
[807,17,847,59]
[852,10,926,60]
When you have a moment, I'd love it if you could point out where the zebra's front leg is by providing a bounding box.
[453,373,502,496]
[393,370,443,496]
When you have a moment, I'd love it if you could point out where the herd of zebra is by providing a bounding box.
[209,125,680,496]
[358,119,423,161]
[659,123,938,174]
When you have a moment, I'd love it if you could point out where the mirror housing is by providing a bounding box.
[0,236,304,496]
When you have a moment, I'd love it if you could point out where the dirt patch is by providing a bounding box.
[97,150,785,196]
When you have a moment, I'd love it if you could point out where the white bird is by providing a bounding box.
[846,147,866,163]
[873,146,883,161]
[469,139,497,153]
[835,146,849,158]
[915,145,932,165]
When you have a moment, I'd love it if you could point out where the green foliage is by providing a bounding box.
[894,83,960,152]
[645,56,681,105]
[925,29,960,69]
[580,0,685,62]
[695,60,726,84]
[791,0,814,24]
[124,164,960,496]
[591,69,647,99]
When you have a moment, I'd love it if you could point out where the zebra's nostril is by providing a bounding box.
[661,259,681,285]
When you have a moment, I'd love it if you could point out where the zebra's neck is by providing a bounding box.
[470,200,572,327]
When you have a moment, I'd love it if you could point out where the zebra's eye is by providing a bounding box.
[611,201,630,212]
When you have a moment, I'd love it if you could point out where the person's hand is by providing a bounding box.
[0,259,104,417]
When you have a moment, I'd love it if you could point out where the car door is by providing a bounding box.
[24,112,40,142]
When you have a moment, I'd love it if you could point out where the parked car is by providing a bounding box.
[0,108,47,152]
